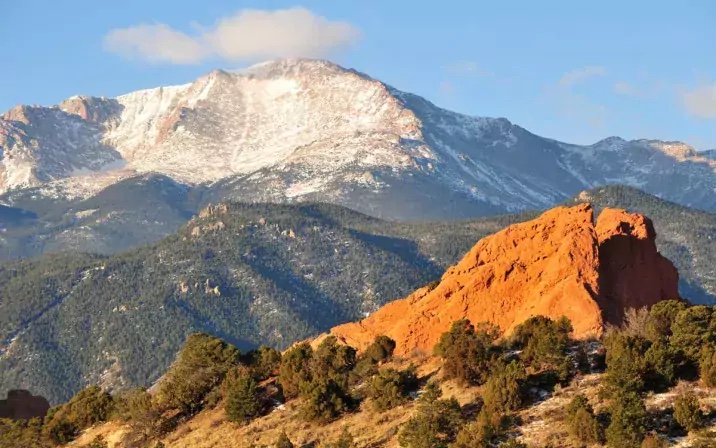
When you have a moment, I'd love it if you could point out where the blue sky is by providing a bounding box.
[1,0,715,149]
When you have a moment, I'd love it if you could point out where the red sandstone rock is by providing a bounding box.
[595,208,680,322]
[329,204,680,356]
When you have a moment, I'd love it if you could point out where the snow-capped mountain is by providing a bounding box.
[1,59,714,225]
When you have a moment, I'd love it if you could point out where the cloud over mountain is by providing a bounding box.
[104,7,360,65]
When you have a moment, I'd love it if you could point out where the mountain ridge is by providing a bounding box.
[1,59,714,225]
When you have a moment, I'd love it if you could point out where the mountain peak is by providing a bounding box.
[238,58,350,76]
[1,61,714,217]
[636,139,698,158]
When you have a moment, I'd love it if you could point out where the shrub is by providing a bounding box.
[640,433,668,448]
[156,333,240,413]
[324,427,355,448]
[113,387,163,444]
[296,337,358,421]
[511,316,572,349]
[242,346,282,381]
[498,440,527,448]
[565,394,602,444]
[82,436,109,448]
[278,343,314,399]
[605,391,647,448]
[603,332,648,393]
[482,361,526,413]
[645,300,688,342]
[453,421,493,448]
[0,418,46,448]
[312,336,357,385]
[673,391,704,432]
[621,308,651,338]
[299,378,352,423]
[368,366,418,412]
[643,340,679,390]
[43,386,115,444]
[434,319,500,386]
[276,431,294,448]
[670,306,714,361]
[364,335,397,364]
[398,383,462,448]
[453,408,505,448]
[512,316,573,381]
[224,369,262,424]
[699,344,716,387]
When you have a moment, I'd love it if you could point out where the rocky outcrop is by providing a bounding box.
[595,208,680,323]
[0,390,50,420]
[330,204,680,356]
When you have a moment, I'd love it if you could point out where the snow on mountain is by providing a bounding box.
[0,58,714,220]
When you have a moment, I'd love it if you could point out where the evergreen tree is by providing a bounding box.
[482,361,526,413]
[673,391,704,432]
[156,333,240,413]
[225,370,262,424]
[364,335,397,364]
[434,319,500,386]
[368,367,418,412]
[399,383,462,448]
[605,391,647,448]
[278,343,314,399]
[565,394,602,444]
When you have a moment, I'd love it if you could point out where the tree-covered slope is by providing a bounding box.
[0,202,526,404]
[1,186,714,405]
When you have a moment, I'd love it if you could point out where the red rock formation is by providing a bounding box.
[0,390,50,420]
[595,208,680,323]
[329,204,679,356]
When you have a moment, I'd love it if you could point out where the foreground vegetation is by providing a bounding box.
[5,299,716,447]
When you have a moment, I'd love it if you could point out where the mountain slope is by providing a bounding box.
[0,202,525,404]
[0,174,197,259]
[0,187,714,405]
[1,59,714,225]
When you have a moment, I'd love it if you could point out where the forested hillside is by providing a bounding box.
[0,202,527,404]
[1,186,714,405]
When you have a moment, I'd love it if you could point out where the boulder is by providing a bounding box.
[0,390,50,420]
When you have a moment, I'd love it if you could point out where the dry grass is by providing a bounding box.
[65,361,716,448]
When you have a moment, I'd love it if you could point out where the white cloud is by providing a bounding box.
[105,24,208,65]
[103,7,361,65]
[558,66,606,88]
[681,83,716,118]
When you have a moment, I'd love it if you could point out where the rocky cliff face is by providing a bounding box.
[330,204,680,356]
[595,208,680,323]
